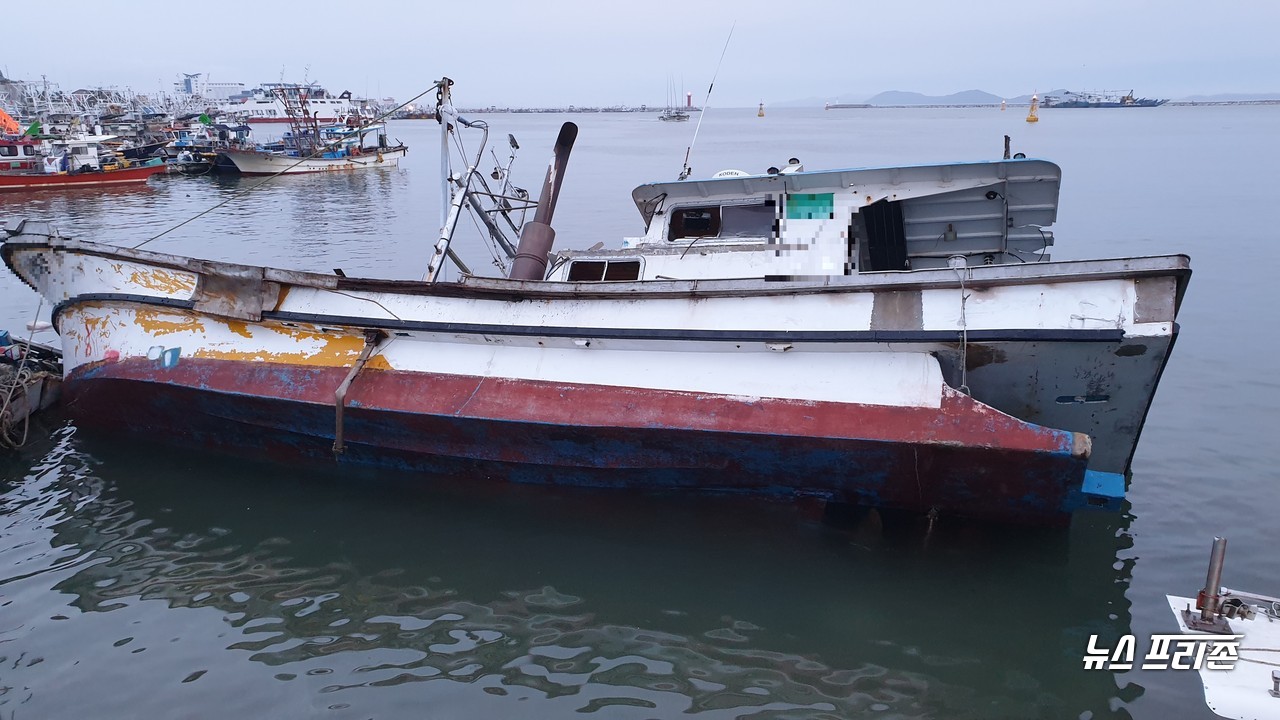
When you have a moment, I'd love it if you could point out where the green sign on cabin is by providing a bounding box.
[786,193,834,220]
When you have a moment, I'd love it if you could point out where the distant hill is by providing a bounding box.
[1177,92,1280,102]
[776,88,1280,108]
[864,89,1004,106]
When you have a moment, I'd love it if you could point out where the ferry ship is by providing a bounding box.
[218,82,358,123]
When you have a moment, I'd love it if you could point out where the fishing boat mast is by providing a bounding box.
[425,78,565,284]
[274,85,324,157]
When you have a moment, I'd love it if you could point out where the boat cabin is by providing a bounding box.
[0,137,44,171]
[45,135,118,172]
[213,123,253,149]
[282,122,388,158]
[548,159,1060,282]
[168,123,216,149]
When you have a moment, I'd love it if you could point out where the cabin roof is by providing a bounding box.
[50,134,117,145]
[630,158,1062,226]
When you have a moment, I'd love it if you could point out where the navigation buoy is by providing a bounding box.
[758,101,765,117]
[1026,94,1039,123]
[1001,99,1006,111]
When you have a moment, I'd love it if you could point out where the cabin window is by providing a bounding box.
[22,146,35,156]
[668,207,720,241]
[71,146,87,155]
[0,146,15,157]
[721,202,775,237]
[668,202,775,241]
[567,259,642,281]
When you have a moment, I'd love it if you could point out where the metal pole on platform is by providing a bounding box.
[1200,536,1227,621]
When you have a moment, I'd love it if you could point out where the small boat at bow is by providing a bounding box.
[1166,538,1280,720]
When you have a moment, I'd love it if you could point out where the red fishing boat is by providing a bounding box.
[0,133,167,191]
[0,159,167,191]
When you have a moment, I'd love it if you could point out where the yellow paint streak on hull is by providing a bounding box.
[69,301,394,371]
[128,268,197,295]
[108,262,197,295]
[134,308,208,336]
[272,285,291,311]
[192,319,393,370]
[225,320,254,338]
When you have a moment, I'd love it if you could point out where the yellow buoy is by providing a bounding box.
[758,101,765,117]
[1000,99,1006,111]
[1025,93,1039,123]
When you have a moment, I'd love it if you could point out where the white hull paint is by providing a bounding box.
[219,97,355,123]
[1167,591,1280,719]
[3,226,1187,478]
[221,147,405,175]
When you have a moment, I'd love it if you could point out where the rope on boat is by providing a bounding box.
[132,82,446,250]
[0,363,35,449]
[1236,649,1280,668]
[1,298,45,450]
[950,257,971,395]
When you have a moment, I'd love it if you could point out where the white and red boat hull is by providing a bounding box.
[0,229,1191,524]
[0,162,167,191]
[220,147,405,175]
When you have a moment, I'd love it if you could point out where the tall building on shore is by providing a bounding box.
[174,73,244,102]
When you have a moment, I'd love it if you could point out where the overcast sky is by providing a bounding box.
[4,0,1276,106]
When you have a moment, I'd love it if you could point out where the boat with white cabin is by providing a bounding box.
[0,134,167,190]
[219,121,406,175]
[218,82,359,123]
[0,77,1190,525]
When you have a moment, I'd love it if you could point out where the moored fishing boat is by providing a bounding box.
[0,134,167,191]
[0,77,1191,525]
[219,136,406,175]
[218,87,406,175]
[0,160,166,190]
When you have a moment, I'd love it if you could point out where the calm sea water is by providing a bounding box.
[2,105,1277,719]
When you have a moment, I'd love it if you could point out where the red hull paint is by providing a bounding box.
[0,163,167,191]
[64,357,1092,523]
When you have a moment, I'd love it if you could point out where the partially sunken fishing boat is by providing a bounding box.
[0,78,1190,525]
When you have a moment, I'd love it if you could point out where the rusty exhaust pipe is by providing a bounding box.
[509,122,578,280]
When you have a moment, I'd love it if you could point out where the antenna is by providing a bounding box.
[678,21,735,181]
